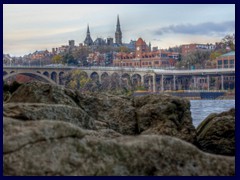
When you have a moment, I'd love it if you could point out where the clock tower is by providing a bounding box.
[135,38,147,58]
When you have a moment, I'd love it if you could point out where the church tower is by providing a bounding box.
[84,24,93,46]
[115,15,122,45]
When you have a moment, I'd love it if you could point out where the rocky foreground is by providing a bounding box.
[3,82,235,176]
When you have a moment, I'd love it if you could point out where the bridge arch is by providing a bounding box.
[101,72,109,82]
[90,72,99,82]
[51,71,57,83]
[132,74,142,87]
[59,72,65,85]
[3,72,57,84]
[143,74,154,90]
[43,71,49,78]
[121,73,131,88]
[111,72,121,89]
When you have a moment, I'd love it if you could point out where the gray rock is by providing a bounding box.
[196,108,235,156]
[3,117,234,176]
[3,103,95,130]
[134,94,196,143]
[74,92,137,135]
[8,82,78,107]
[6,82,197,143]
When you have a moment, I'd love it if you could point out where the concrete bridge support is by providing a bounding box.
[221,75,224,90]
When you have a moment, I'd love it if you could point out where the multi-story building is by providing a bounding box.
[181,43,215,56]
[113,37,178,68]
[216,51,235,69]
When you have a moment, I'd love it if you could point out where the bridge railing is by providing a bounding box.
[3,65,235,74]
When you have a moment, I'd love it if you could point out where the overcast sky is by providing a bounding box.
[3,4,235,56]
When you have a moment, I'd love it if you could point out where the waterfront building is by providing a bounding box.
[216,51,235,69]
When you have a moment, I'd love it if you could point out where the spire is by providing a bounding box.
[115,15,122,44]
[84,24,93,46]
[87,24,90,34]
[116,14,121,32]
[117,15,120,26]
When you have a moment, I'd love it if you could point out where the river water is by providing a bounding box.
[190,100,235,128]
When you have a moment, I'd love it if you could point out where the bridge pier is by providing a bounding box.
[221,75,224,90]
[173,75,176,91]
[207,75,210,91]
[152,73,156,92]
[161,75,164,92]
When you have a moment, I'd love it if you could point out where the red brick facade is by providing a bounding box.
[113,38,178,68]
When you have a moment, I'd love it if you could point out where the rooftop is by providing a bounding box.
[220,51,235,57]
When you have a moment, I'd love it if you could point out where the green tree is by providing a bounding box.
[64,70,93,91]
[222,34,235,51]
[176,50,210,69]
[52,55,63,64]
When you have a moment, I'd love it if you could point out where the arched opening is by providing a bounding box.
[100,72,110,89]
[111,72,120,90]
[3,72,57,85]
[121,73,131,89]
[51,72,57,83]
[101,72,109,82]
[90,72,99,82]
[144,74,153,91]
[43,71,49,78]
[3,71,8,76]
[132,74,142,89]
[59,72,64,85]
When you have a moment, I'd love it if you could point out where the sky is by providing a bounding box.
[3,4,235,56]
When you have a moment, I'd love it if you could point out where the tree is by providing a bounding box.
[52,55,63,64]
[62,54,78,65]
[221,34,235,51]
[64,70,95,92]
[176,50,210,69]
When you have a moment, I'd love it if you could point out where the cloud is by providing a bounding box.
[154,21,235,36]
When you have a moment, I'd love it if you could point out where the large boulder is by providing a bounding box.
[3,103,95,130]
[134,94,196,143]
[71,92,137,135]
[3,117,235,176]
[196,108,235,156]
[8,81,79,107]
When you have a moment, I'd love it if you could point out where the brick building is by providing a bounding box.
[113,38,178,68]
[216,51,235,69]
[181,43,215,56]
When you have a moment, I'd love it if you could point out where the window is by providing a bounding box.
[224,60,228,68]
[230,59,234,68]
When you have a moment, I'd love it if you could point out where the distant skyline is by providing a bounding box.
[3,4,235,56]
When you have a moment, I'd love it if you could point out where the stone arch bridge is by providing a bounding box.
[3,66,235,92]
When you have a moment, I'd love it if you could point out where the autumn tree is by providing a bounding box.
[64,70,93,91]
[52,55,63,64]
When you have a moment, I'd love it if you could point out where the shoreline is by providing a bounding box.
[133,91,235,100]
